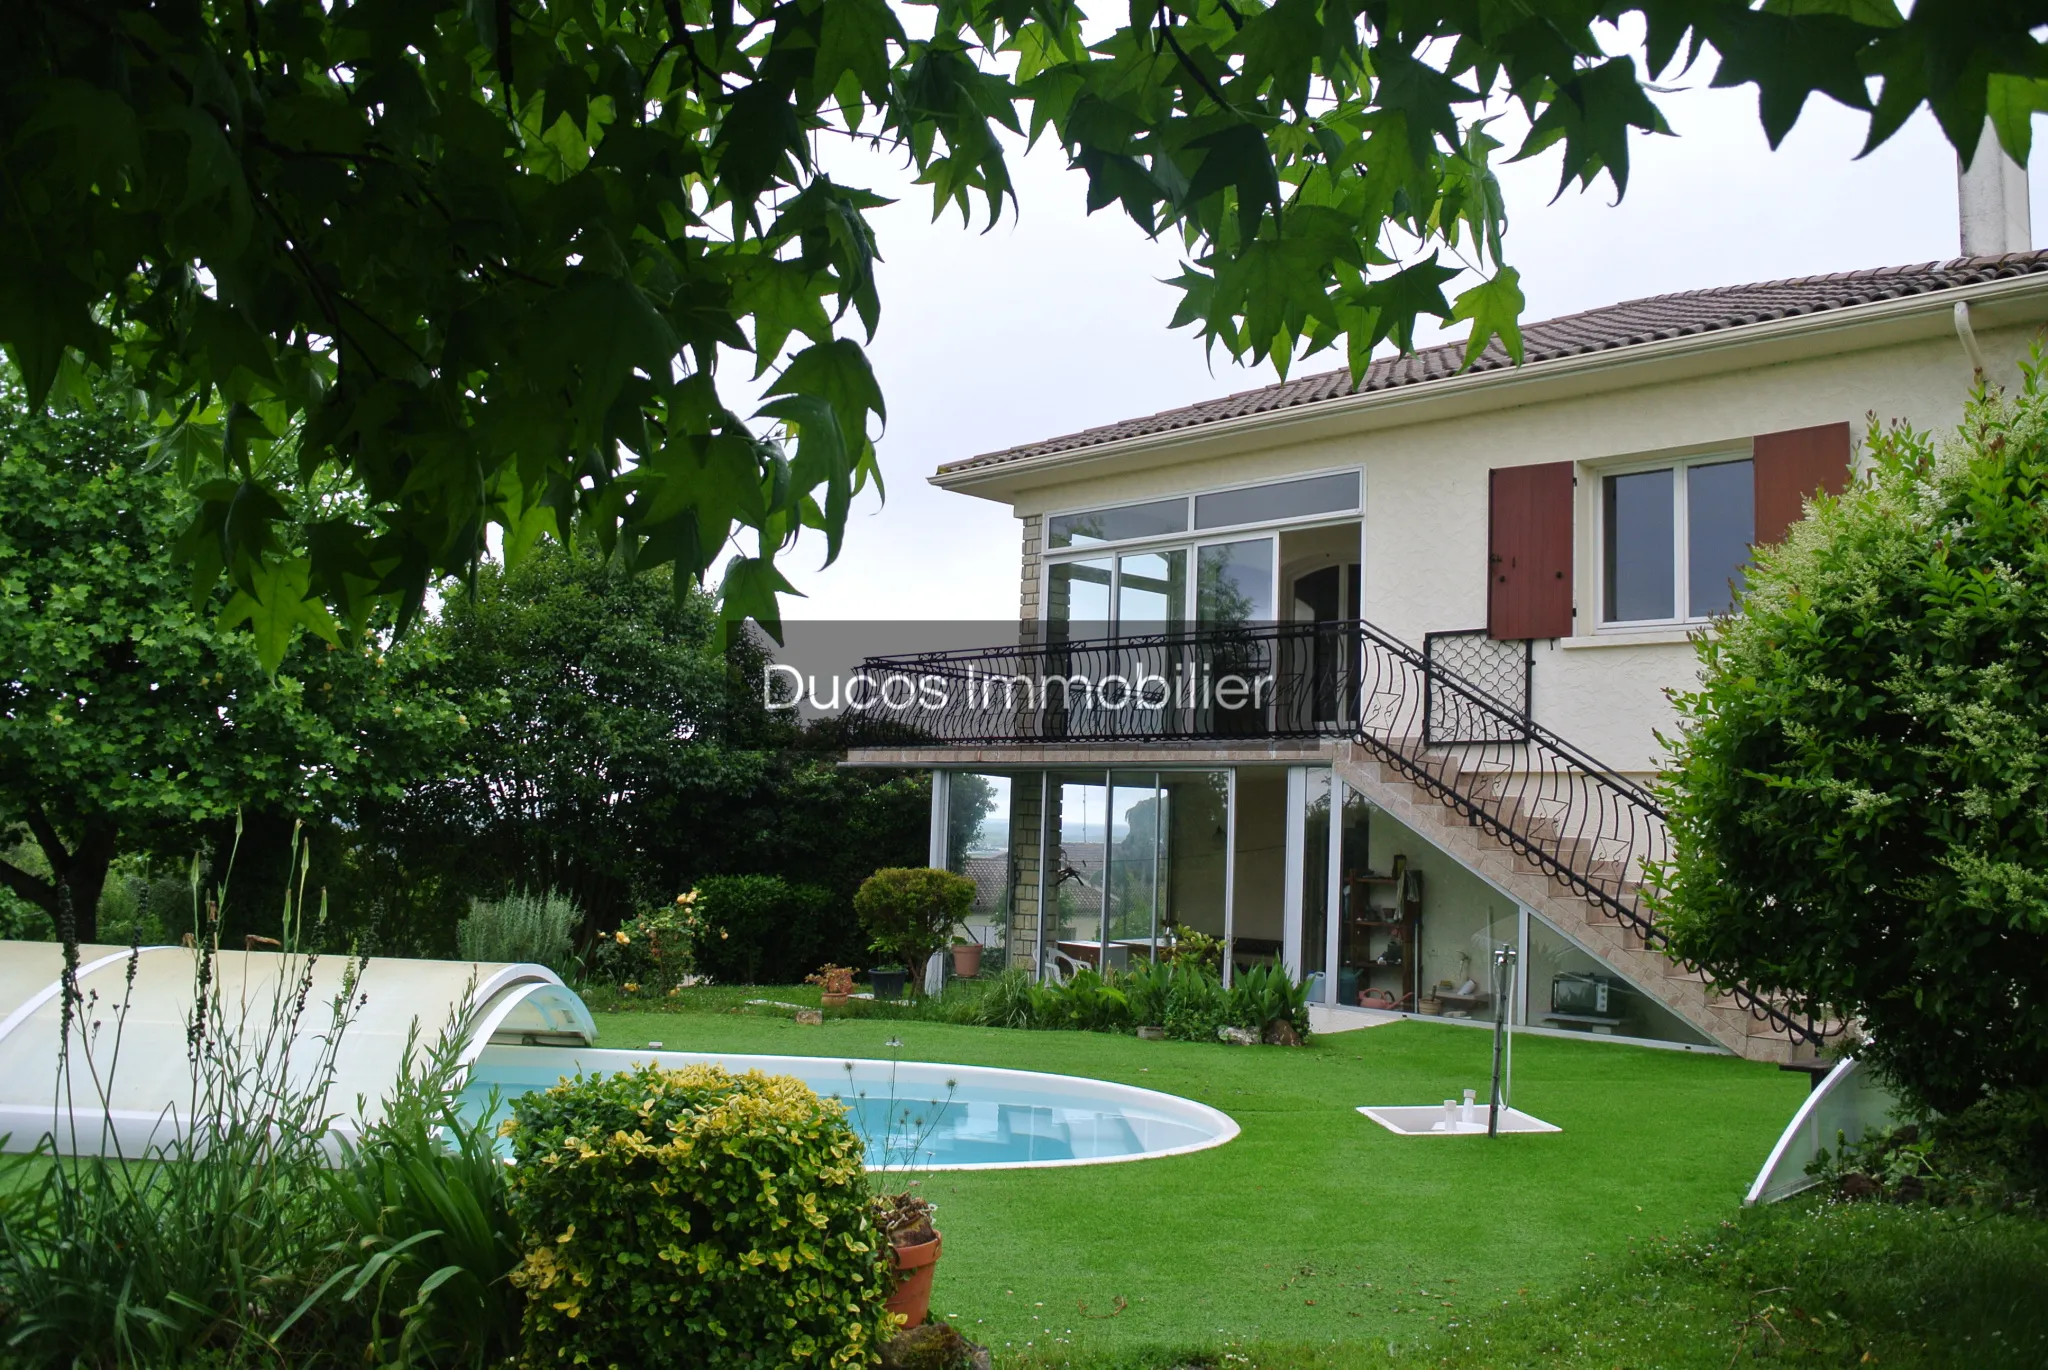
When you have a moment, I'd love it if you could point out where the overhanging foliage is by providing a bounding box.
[1,2,2042,648]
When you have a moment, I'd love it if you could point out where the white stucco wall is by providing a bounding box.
[975,315,2041,773]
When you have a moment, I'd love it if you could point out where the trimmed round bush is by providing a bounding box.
[506,1063,894,1369]
[854,867,976,977]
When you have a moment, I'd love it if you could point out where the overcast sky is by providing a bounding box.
[757,76,2044,623]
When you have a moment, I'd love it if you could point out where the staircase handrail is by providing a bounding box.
[846,619,1831,1048]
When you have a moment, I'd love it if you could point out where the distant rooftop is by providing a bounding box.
[940,250,2048,476]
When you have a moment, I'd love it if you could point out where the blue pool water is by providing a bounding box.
[460,1044,1237,1169]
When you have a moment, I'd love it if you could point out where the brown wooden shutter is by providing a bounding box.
[1488,461,1574,640]
[1753,422,1851,546]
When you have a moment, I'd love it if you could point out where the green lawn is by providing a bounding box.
[591,1000,1809,1361]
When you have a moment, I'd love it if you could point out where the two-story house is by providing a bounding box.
[843,250,2048,1064]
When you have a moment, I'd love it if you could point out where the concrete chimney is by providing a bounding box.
[1959,117,2031,257]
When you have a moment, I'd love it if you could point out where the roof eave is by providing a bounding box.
[931,270,2048,503]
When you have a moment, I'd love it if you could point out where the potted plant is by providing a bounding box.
[807,963,855,1008]
[867,965,908,1000]
[949,936,982,979]
[855,868,977,999]
[874,1192,942,1329]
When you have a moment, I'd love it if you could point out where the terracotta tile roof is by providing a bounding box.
[939,250,2048,476]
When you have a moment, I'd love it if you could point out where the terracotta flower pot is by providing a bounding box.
[950,942,983,978]
[885,1232,942,1329]
[820,991,849,1008]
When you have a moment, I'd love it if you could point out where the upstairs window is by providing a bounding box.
[1193,472,1358,530]
[1046,473,1359,552]
[1048,498,1187,549]
[1601,457,1754,625]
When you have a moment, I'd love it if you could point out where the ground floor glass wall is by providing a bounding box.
[928,766,1719,1049]
[941,772,1020,974]
[1045,769,1231,974]
[1522,913,1714,1046]
[1295,766,1716,1051]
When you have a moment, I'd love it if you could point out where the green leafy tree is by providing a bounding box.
[2,3,2037,647]
[717,728,931,907]
[0,381,466,941]
[376,542,927,935]
[381,541,771,931]
[1655,361,2048,1121]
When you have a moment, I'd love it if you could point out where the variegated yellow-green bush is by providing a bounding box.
[506,1063,892,1369]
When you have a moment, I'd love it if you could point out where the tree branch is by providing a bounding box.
[1154,6,1236,115]
[0,854,57,917]
[21,804,71,880]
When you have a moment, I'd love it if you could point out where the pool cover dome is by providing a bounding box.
[0,941,595,1157]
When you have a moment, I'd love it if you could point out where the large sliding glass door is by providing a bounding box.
[1287,767,1411,1010]
[1117,550,1186,630]
[1106,773,1162,945]
[1050,774,1108,947]
[1043,769,1231,976]
[1195,539,1274,625]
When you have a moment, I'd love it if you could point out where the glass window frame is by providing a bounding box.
[1595,452,1754,630]
[1041,467,1362,554]
[1193,471,1362,532]
[1038,469,1362,635]
[1047,497,1190,550]
[957,766,1232,984]
[1037,468,1362,633]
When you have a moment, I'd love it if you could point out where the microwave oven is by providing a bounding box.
[1551,972,1624,1017]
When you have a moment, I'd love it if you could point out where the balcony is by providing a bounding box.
[840,620,1530,751]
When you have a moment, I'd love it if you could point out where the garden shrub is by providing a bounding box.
[0,947,363,1368]
[854,868,976,977]
[317,1029,524,1367]
[1811,1094,2048,1211]
[1163,926,1225,975]
[1656,359,2048,1123]
[1227,963,1312,1040]
[506,1062,893,1370]
[594,890,708,989]
[1162,965,1233,1042]
[968,961,1311,1044]
[1025,968,1129,1032]
[974,968,1035,1029]
[691,874,848,984]
[456,887,580,975]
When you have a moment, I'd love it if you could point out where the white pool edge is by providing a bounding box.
[471,1045,1241,1171]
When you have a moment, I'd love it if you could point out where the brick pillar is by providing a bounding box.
[1007,776,1046,974]
[1018,514,1042,642]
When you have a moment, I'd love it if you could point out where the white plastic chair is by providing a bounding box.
[1042,948,1087,985]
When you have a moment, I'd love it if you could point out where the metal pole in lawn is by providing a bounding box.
[1488,943,1517,1138]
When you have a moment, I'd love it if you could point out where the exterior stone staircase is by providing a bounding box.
[1332,739,1826,1064]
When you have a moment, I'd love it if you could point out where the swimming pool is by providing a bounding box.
[462,1044,1239,1170]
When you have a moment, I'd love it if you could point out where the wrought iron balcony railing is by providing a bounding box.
[844,620,1831,1050]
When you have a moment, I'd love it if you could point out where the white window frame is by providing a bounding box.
[1594,451,1752,630]
[1039,466,1365,632]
